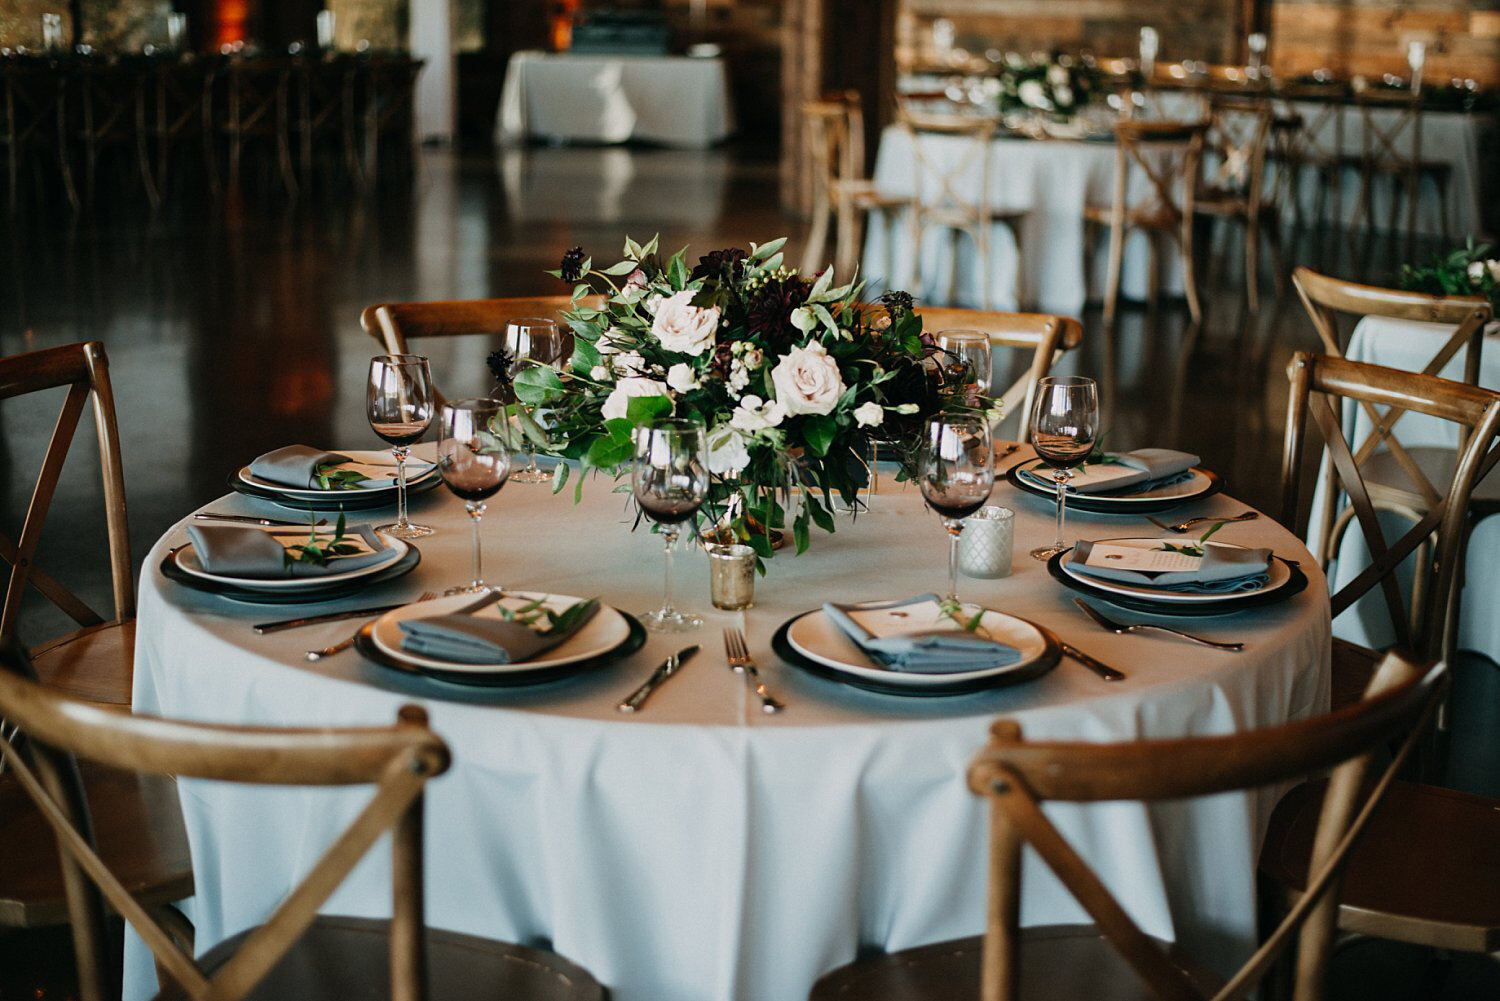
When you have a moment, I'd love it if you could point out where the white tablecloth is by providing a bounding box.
[128,462,1329,1001]
[863,127,1186,315]
[1317,316,1500,663]
[497,51,734,149]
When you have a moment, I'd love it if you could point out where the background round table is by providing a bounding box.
[128,450,1330,1001]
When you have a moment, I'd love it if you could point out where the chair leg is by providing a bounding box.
[1179,217,1202,324]
[1008,219,1024,309]
[1103,218,1125,326]
[1245,208,1261,314]
[802,194,830,275]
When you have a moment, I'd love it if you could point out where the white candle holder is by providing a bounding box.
[959,506,1014,579]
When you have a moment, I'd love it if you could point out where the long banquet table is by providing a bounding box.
[128,450,1330,1001]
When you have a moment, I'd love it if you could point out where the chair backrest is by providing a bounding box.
[969,651,1448,1001]
[1202,94,1273,204]
[894,107,997,226]
[1354,87,1424,173]
[1280,352,1500,661]
[1292,267,1492,506]
[0,342,132,649]
[0,638,450,1001]
[804,90,866,195]
[914,308,1084,433]
[361,294,606,357]
[1106,120,1206,226]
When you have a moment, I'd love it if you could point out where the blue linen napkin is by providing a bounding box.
[248,445,354,489]
[822,595,1022,674]
[186,523,398,579]
[1067,541,1272,594]
[399,599,600,665]
[1020,448,1200,494]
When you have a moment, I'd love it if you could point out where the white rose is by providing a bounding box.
[600,377,670,421]
[1018,80,1052,111]
[730,395,787,432]
[650,289,720,356]
[770,341,846,417]
[1047,63,1070,86]
[611,350,648,377]
[590,365,611,382]
[854,401,884,427]
[666,363,700,393]
[1486,260,1500,283]
[1053,84,1074,108]
[743,346,765,370]
[1468,261,1486,284]
[705,424,750,475]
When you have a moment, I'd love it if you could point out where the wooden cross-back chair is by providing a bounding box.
[1279,351,1500,708]
[1350,87,1450,248]
[896,106,1025,310]
[0,341,136,709]
[914,308,1084,438]
[1084,120,1206,325]
[1194,94,1282,313]
[1271,82,1351,233]
[218,58,296,196]
[0,640,606,1001]
[811,652,1448,1001]
[801,91,908,280]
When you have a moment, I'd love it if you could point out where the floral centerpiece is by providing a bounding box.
[997,51,1102,121]
[1397,238,1500,312]
[506,236,992,563]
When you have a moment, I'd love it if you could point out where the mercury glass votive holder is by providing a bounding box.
[959,506,1014,579]
[707,544,756,610]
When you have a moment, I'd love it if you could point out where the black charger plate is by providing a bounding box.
[160,543,421,605]
[1046,548,1308,617]
[770,615,1061,697]
[353,612,646,687]
[228,467,442,512]
[1006,461,1224,514]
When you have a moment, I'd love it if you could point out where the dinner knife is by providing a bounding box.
[1058,641,1126,682]
[617,645,700,713]
[255,602,408,634]
[196,512,327,528]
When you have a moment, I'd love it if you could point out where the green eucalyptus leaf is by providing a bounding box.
[625,394,673,426]
[802,415,837,457]
[513,365,564,404]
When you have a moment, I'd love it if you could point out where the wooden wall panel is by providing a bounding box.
[1270,1,1500,87]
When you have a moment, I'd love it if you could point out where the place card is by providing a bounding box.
[846,600,961,637]
[1081,542,1199,574]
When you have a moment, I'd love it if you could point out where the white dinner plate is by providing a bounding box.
[1058,537,1290,605]
[1013,459,1219,507]
[369,592,631,675]
[235,450,438,500]
[785,605,1052,689]
[173,532,410,591]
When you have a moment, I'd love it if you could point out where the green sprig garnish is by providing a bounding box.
[936,598,992,639]
[283,510,360,571]
[1158,519,1226,557]
[313,464,370,491]
[495,597,600,634]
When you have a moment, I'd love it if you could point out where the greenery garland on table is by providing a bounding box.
[997,52,1103,120]
[506,235,996,563]
[1396,238,1500,312]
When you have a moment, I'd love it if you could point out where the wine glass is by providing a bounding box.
[437,398,511,594]
[505,316,566,483]
[917,414,995,602]
[367,354,436,539]
[632,418,710,632]
[1028,375,1099,561]
[936,329,993,398]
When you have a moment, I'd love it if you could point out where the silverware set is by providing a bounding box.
[1145,510,1257,534]
[305,591,437,661]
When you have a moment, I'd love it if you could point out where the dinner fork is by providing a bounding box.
[306,591,436,661]
[722,627,785,714]
[1145,511,1258,534]
[1073,598,1244,651]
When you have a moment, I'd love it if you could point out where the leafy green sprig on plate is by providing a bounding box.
[936,598,993,639]
[313,464,370,491]
[496,596,600,634]
[283,510,360,571]
[1157,520,1227,558]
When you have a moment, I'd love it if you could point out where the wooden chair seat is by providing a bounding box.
[809,926,1224,1001]
[832,178,908,209]
[180,916,605,1001]
[29,619,134,709]
[0,760,191,927]
[1359,445,1500,509]
[1329,636,1384,711]
[1261,779,1500,953]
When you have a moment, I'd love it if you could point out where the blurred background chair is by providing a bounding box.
[801,90,908,279]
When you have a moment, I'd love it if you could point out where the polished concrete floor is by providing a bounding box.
[2,143,1498,998]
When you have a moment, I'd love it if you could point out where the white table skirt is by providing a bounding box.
[863,127,1186,315]
[497,51,734,149]
[127,462,1329,1001]
[1313,316,1500,663]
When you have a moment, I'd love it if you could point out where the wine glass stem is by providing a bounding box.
[1052,469,1068,550]
[945,519,963,602]
[467,502,485,588]
[393,445,410,530]
[661,528,678,615]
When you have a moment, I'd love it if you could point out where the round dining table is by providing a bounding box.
[126,448,1330,1001]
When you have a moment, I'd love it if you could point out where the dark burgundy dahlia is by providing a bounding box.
[745,277,810,350]
[689,247,748,282]
[559,246,587,283]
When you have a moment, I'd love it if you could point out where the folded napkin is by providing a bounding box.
[822,595,1022,674]
[1067,540,1272,594]
[186,523,398,579]
[399,598,601,665]
[1021,448,1200,495]
[249,445,354,489]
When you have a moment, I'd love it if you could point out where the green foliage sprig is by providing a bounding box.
[283,510,359,570]
[937,598,993,639]
[496,596,600,634]
[1396,237,1500,312]
[1158,520,1227,558]
[313,464,370,491]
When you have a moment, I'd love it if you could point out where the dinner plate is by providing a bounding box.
[171,532,410,591]
[229,463,442,512]
[160,541,421,604]
[1047,540,1308,617]
[356,592,644,687]
[772,605,1060,696]
[1006,459,1223,514]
